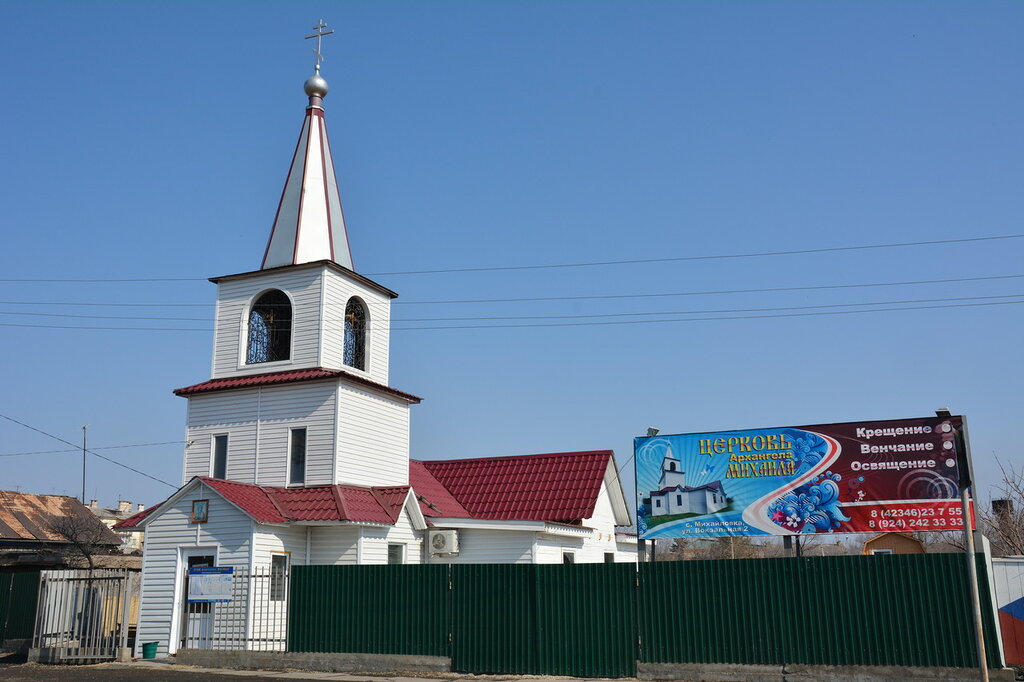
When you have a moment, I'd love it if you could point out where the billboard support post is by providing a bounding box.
[951,414,988,682]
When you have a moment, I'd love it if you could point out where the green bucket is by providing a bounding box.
[141,642,159,659]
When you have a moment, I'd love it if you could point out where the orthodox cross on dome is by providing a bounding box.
[306,19,334,74]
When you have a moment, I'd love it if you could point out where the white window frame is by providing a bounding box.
[287,427,307,487]
[387,543,405,565]
[211,433,229,479]
[270,551,290,601]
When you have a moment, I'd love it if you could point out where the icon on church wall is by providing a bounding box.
[191,499,209,524]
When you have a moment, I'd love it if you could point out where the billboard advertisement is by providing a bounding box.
[635,416,971,539]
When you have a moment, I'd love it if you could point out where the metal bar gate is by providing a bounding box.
[32,569,139,663]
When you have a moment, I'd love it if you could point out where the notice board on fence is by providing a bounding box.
[635,415,971,539]
[188,566,233,603]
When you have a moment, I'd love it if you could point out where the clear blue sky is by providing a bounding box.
[1,2,1021,511]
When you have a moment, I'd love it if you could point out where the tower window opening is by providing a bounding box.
[247,290,292,364]
[343,298,366,370]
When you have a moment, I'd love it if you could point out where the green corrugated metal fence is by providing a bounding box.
[449,563,637,677]
[289,564,449,656]
[0,568,41,643]
[288,554,1000,677]
[639,554,1000,669]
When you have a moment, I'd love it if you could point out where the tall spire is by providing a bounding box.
[262,20,354,271]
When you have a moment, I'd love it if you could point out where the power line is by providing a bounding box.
[367,234,1024,276]
[0,311,210,321]
[0,440,186,458]
[391,299,1024,330]
[6,292,1021,324]
[2,234,1020,282]
[393,293,1024,322]
[395,273,1024,305]
[2,273,1023,310]
[0,413,178,488]
[0,298,1019,332]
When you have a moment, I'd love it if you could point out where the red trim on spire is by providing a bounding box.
[261,113,310,270]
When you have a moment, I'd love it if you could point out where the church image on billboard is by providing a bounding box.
[647,444,728,518]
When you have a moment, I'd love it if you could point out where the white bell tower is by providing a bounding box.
[175,26,420,489]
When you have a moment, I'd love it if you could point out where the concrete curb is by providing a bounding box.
[175,648,451,675]
[637,661,1016,682]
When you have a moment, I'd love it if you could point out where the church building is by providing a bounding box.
[117,32,635,658]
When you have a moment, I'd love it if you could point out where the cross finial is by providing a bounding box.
[305,19,334,74]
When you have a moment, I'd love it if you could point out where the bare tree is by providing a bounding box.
[983,458,1024,557]
[927,457,1024,557]
[48,514,118,573]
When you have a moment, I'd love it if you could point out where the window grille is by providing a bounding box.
[247,290,292,364]
[343,298,366,370]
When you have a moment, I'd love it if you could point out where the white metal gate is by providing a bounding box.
[32,569,139,662]
[179,565,288,651]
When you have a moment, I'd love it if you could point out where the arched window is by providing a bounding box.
[246,290,291,364]
[343,297,366,370]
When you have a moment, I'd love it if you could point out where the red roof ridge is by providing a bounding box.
[261,486,292,520]
[331,485,349,519]
[368,487,400,523]
[415,450,612,466]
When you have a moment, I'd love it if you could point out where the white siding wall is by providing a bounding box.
[255,383,336,487]
[360,509,422,565]
[308,525,361,565]
[427,529,536,564]
[211,267,324,379]
[135,484,253,658]
[320,269,391,385]
[335,385,410,486]
[183,391,259,483]
[252,525,309,567]
[533,484,636,564]
[183,383,337,487]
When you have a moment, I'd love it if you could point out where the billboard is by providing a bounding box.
[635,416,970,539]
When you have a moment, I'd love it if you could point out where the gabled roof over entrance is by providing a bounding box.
[115,477,420,529]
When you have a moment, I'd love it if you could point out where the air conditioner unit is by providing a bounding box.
[428,529,459,555]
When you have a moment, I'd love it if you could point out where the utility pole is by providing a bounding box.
[81,425,88,503]
[939,409,988,682]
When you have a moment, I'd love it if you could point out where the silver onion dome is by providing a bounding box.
[304,73,329,99]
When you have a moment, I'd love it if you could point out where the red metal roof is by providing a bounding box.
[408,460,471,518]
[195,478,408,525]
[419,451,613,524]
[173,367,422,404]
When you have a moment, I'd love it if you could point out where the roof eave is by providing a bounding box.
[209,260,398,300]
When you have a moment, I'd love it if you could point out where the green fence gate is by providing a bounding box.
[0,568,41,644]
